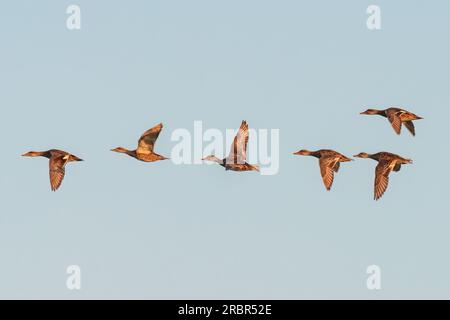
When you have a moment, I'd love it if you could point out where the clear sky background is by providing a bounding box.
[0,1,449,299]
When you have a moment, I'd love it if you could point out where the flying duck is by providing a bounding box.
[354,152,412,200]
[293,149,353,190]
[360,107,423,136]
[22,149,83,191]
[111,123,169,162]
[202,120,259,172]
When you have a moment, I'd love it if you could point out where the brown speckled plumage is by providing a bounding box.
[293,149,353,191]
[203,120,259,172]
[360,107,423,136]
[111,123,169,162]
[22,149,83,191]
[354,152,412,200]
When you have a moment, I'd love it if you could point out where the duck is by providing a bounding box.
[354,152,412,200]
[293,149,353,190]
[360,107,423,136]
[202,120,259,172]
[111,123,169,162]
[22,149,83,191]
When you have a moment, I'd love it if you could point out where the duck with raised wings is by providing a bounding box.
[202,120,259,172]
[111,123,169,162]
[22,149,83,191]
[360,107,423,136]
[354,152,412,200]
[293,149,353,191]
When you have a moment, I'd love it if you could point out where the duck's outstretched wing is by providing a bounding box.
[374,159,395,200]
[319,156,338,191]
[227,120,249,165]
[404,121,415,136]
[386,110,402,135]
[137,123,163,154]
[49,155,68,191]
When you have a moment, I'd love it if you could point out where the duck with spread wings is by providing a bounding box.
[354,152,412,200]
[22,149,83,191]
[202,120,259,172]
[360,107,423,136]
[293,149,353,191]
[111,123,169,162]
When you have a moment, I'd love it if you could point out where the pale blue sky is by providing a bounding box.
[0,0,449,299]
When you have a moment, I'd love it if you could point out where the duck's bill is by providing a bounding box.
[21,152,34,157]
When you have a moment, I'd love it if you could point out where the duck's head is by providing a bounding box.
[354,152,370,158]
[202,155,221,163]
[293,149,311,156]
[111,147,129,153]
[360,109,382,115]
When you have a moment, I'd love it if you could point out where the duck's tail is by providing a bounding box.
[340,155,354,162]
[404,158,413,164]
